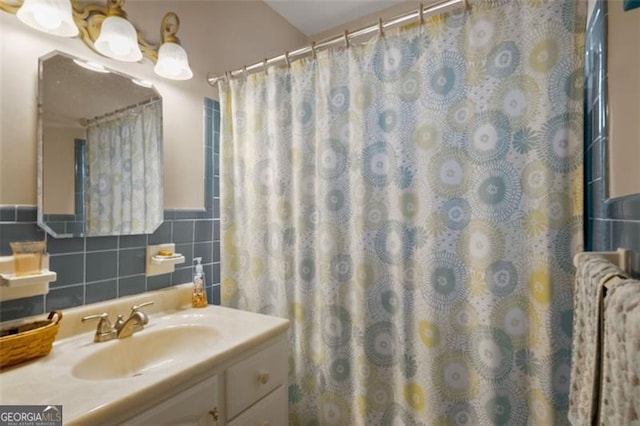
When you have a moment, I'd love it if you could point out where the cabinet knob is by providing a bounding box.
[257,371,270,385]
[209,407,219,423]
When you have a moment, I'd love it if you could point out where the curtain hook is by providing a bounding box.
[463,0,470,10]
[378,18,384,37]
[418,2,424,25]
[243,65,247,80]
[311,41,317,59]
[263,58,269,74]
[344,30,350,48]
[285,51,291,67]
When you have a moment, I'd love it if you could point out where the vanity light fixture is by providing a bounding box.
[93,0,142,62]
[0,0,193,80]
[16,0,78,37]
[153,12,193,81]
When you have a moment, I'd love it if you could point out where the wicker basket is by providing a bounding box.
[0,310,62,369]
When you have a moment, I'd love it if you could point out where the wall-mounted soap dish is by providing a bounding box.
[0,255,57,302]
[146,243,185,277]
[0,270,57,287]
[151,254,185,265]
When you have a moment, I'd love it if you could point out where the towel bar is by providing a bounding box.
[573,248,631,273]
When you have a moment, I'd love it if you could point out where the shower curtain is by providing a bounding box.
[219,0,585,423]
[86,100,163,236]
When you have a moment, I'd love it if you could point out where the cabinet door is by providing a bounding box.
[226,340,287,419]
[122,375,219,426]
[227,385,287,426]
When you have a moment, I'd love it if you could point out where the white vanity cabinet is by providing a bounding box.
[121,335,288,426]
[123,374,220,426]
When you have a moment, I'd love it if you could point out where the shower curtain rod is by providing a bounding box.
[207,0,467,86]
[80,96,161,126]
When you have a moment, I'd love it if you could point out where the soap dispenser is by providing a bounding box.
[192,257,208,308]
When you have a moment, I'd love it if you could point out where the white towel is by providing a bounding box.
[569,253,628,425]
[600,279,640,426]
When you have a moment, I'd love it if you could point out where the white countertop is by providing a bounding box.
[0,284,289,425]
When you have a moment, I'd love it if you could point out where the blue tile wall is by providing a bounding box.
[623,0,640,11]
[0,99,221,321]
[584,0,608,251]
[584,0,640,276]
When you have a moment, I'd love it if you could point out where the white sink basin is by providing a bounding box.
[71,324,219,380]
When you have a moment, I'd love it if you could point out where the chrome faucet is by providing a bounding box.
[81,301,154,342]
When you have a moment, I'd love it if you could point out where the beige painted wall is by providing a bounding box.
[0,1,307,208]
[608,5,640,198]
[42,126,85,214]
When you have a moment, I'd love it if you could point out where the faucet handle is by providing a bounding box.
[131,301,154,312]
[130,301,154,325]
[82,312,113,333]
[82,312,118,342]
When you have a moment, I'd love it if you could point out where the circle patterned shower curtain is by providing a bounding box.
[219,0,585,424]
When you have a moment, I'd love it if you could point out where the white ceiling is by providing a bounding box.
[263,0,406,37]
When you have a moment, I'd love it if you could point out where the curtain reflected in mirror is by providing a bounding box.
[85,99,163,235]
[38,51,164,238]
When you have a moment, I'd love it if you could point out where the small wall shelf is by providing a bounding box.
[151,254,185,265]
[0,256,56,302]
[146,243,185,277]
[0,270,57,287]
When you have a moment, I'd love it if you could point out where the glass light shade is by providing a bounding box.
[94,15,143,62]
[154,42,193,80]
[16,0,78,37]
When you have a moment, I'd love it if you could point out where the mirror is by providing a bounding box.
[38,51,163,238]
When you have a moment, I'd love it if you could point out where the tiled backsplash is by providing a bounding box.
[0,99,221,322]
[584,0,640,275]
